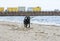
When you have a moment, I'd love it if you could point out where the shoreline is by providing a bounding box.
[32,22,60,27]
[0,21,60,27]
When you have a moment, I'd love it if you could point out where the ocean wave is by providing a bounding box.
[0,16,60,26]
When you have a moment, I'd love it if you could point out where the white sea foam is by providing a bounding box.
[31,21,60,26]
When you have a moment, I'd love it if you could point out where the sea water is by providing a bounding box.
[0,16,60,26]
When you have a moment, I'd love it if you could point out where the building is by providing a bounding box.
[27,7,33,11]
[18,7,25,11]
[32,7,41,12]
[27,7,41,12]
[7,7,18,12]
[0,7,4,12]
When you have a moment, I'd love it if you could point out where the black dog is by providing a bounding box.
[24,16,30,28]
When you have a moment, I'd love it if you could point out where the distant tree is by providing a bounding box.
[5,9,8,12]
[4,9,8,14]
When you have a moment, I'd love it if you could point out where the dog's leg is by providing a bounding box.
[28,24,30,28]
[29,24,30,28]
[24,24,28,28]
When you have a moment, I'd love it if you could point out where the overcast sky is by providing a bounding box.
[0,0,60,11]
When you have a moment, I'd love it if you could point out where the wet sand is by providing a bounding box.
[0,21,60,41]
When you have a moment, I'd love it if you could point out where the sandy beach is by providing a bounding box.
[0,21,60,41]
